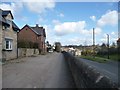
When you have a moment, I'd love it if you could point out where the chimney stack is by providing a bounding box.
[36,24,39,27]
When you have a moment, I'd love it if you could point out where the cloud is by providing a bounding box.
[59,13,64,17]
[111,31,115,35]
[68,37,81,45]
[0,3,13,11]
[24,0,55,14]
[0,2,23,16]
[97,10,118,27]
[90,16,96,21]
[100,32,118,45]
[94,27,102,35]
[52,19,60,24]
[67,37,93,46]
[43,24,58,44]
[54,21,86,36]
[44,21,102,45]
[21,16,29,21]
[80,27,102,37]
[37,17,44,24]
[54,20,102,36]
[0,1,55,15]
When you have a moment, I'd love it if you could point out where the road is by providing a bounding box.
[0,64,2,90]
[3,52,76,88]
[78,58,119,85]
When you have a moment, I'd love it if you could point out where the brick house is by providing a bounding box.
[18,24,46,53]
[0,9,20,61]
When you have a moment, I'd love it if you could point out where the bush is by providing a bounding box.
[18,41,38,49]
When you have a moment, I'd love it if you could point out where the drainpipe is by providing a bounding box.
[17,30,19,58]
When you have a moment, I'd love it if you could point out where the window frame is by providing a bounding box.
[5,38,13,50]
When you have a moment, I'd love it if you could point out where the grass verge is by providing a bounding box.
[96,54,119,61]
[79,55,109,63]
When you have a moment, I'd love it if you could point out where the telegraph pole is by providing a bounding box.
[93,28,95,58]
[106,34,109,59]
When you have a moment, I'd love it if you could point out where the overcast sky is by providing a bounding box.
[0,1,118,46]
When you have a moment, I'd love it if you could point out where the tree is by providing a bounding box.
[101,43,107,48]
[110,42,117,54]
[111,42,116,48]
[97,43,107,55]
[46,41,49,46]
[55,42,61,52]
[46,41,51,52]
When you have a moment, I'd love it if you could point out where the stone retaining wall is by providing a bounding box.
[62,51,118,88]
[18,48,39,57]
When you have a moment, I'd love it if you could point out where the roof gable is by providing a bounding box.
[31,27,43,35]
[20,24,46,37]
[2,10,14,19]
[20,24,40,35]
[0,10,9,25]
[31,24,46,37]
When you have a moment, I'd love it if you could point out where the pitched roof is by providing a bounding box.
[31,24,46,37]
[2,10,14,19]
[20,24,40,35]
[0,14,5,22]
[31,27,44,36]
[0,9,19,32]
[0,12,10,26]
[12,21,20,31]
[21,24,46,37]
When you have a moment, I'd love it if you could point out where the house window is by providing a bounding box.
[4,25,10,30]
[2,26,5,30]
[6,19,11,25]
[6,26,10,30]
[5,39,13,50]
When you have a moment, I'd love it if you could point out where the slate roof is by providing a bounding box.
[2,10,14,19]
[0,14,5,22]
[0,9,19,31]
[0,9,10,26]
[12,21,20,31]
[31,27,43,35]
[21,24,46,37]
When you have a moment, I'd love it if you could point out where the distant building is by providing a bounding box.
[0,9,20,61]
[18,24,46,53]
[75,49,82,56]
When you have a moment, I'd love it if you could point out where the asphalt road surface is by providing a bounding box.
[78,58,119,85]
[3,52,76,88]
[0,64,2,89]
